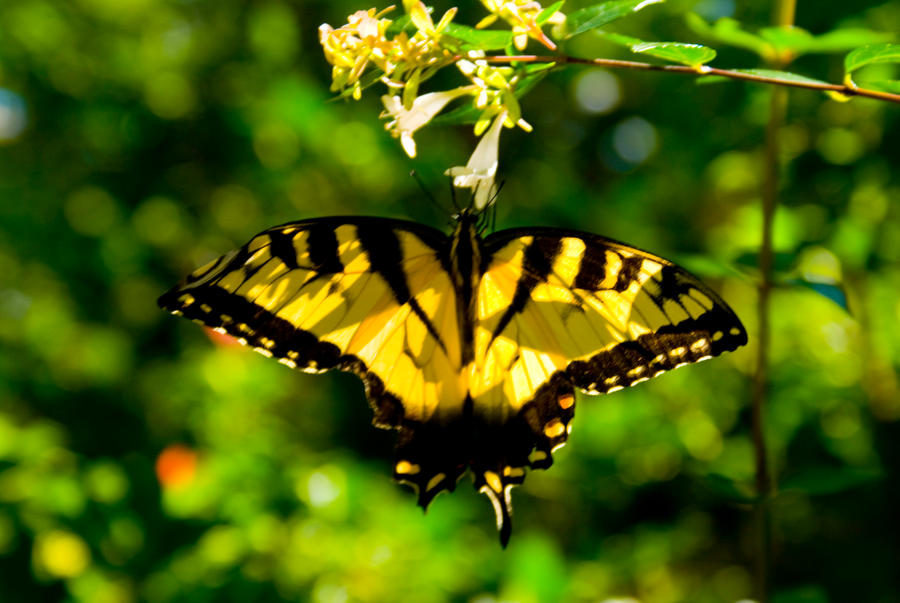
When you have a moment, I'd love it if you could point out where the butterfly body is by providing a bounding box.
[159,212,747,545]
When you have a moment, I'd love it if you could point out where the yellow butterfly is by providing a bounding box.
[159,210,747,545]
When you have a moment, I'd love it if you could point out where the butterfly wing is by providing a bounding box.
[158,216,468,439]
[470,228,748,534]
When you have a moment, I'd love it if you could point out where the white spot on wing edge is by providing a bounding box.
[278,357,297,369]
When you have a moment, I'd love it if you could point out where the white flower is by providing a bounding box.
[445,111,506,209]
[381,88,473,157]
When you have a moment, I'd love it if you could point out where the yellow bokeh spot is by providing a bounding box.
[144,72,196,119]
[35,529,91,578]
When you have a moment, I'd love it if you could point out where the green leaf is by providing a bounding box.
[563,0,664,40]
[760,26,895,56]
[600,33,716,66]
[729,68,831,86]
[864,79,900,93]
[733,250,797,274]
[780,467,882,496]
[431,63,554,126]
[845,42,900,74]
[788,280,849,311]
[443,23,513,51]
[800,28,894,53]
[759,26,814,54]
[536,0,565,25]
[772,586,829,603]
[686,13,769,57]
[385,14,414,38]
[632,42,716,66]
[699,473,758,504]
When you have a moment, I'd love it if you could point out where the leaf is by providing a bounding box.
[631,42,716,66]
[676,255,749,279]
[772,586,829,603]
[780,467,882,496]
[729,68,831,86]
[845,43,900,74]
[443,23,514,51]
[864,79,900,93]
[759,26,814,54]
[536,0,565,25]
[733,250,797,274]
[788,280,849,312]
[699,473,758,504]
[761,26,896,57]
[385,14,414,38]
[431,63,554,126]
[800,28,895,54]
[600,33,716,66]
[686,13,769,57]
[563,0,664,40]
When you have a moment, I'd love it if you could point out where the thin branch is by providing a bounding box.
[479,54,900,104]
[750,2,797,600]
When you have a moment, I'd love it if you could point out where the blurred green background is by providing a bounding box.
[1,0,899,601]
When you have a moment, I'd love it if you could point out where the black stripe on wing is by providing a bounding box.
[491,237,563,340]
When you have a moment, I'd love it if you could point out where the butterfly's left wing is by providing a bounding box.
[469,228,747,536]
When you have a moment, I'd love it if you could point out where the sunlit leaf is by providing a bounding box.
[443,24,514,51]
[601,33,716,66]
[631,42,716,66]
[780,467,882,496]
[686,13,769,56]
[845,43,900,74]
[729,68,831,86]
[563,0,664,39]
[536,1,565,25]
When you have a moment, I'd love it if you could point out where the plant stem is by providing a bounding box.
[479,55,900,104]
[751,1,796,600]
[752,81,783,602]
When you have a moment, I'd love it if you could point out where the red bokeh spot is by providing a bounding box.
[204,326,242,348]
[155,444,198,489]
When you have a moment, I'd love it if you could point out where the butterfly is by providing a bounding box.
[158,209,747,545]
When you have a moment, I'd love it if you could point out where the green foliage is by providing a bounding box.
[444,22,514,50]
[603,33,717,67]
[844,42,900,73]
[561,0,664,39]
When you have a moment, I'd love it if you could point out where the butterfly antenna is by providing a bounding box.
[485,180,504,233]
[489,196,498,233]
[447,175,462,212]
[410,171,447,215]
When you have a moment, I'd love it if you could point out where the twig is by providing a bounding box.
[479,54,900,104]
[750,1,797,599]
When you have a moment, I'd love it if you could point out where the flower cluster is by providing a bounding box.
[477,0,564,50]
[319,2,457,101]
[320,1,562,207]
